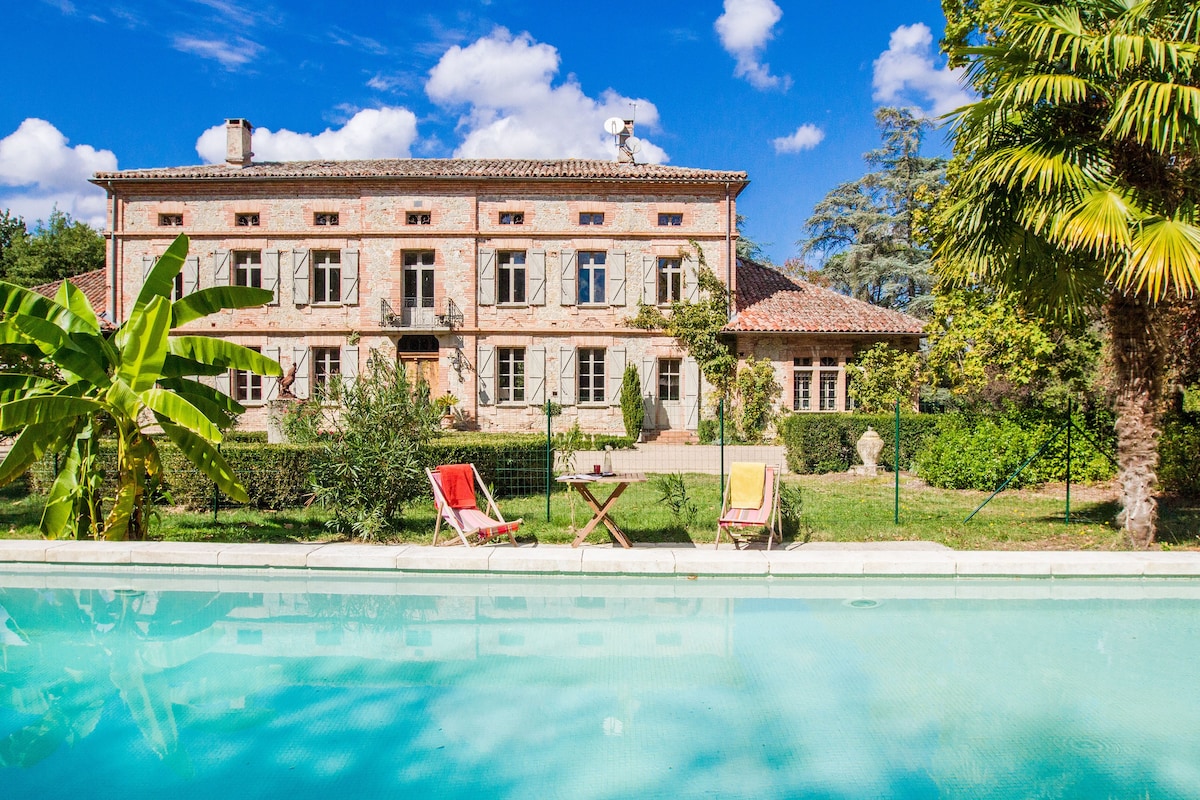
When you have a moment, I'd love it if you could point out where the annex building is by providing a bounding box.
[89,119,922,438]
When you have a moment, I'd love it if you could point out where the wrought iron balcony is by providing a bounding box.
[381,298,463,330]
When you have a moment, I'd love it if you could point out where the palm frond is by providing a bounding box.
[1104,80,1200,151]
[1118,216,1200,296]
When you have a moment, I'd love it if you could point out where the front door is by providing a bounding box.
[655,357,683,430]
[400,356,439,391]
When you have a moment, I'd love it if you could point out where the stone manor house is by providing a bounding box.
[87,119,922,438]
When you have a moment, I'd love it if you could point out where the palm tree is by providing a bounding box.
[940,0,1200,545]
[0,234,281,540]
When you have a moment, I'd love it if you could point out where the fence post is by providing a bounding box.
[545,395,554,522]
[718,397,725,498]
[894,401,900,525]
[1065,397,1072,526]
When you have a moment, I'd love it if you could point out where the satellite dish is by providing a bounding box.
[604,117,625,136]
[625,136,642,154]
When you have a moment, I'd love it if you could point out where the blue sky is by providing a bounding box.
[0,0,971,265]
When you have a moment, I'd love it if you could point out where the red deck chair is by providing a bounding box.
[427,464,521,547]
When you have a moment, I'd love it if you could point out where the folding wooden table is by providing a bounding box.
[556,473,647,548]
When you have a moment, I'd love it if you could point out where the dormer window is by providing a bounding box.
[158,213,183,227]
[579,212,604,225]
[406,212,431,225]
[499,211,524,225]
[658,213,682,226]
[314,212,339,226]
[236,212,260,227]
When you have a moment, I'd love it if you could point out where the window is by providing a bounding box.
[658,213,682,226]
[171,271,184,302]
[233,251,261,288]
[657,257,683,304]
[312,250,341,304]
[578,251,606,305]
[235,213,260,227]
[578,348,605,403]
[579,212,604,225]
[499,211,524,225]
[234,347,263,403]
[314,212,339,226]
[313,347,340,389]
[406,212,431,225]
[819,369,838,411]
[793,358,812,411]
[497,251,526,304]
[403,251,435,309]
[658,358,681,402]
[497,347,525,403]
[158,213,183,227]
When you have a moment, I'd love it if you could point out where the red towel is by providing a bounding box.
[438,464,477,510]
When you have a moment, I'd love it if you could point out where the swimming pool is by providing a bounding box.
[2,567,1198,799]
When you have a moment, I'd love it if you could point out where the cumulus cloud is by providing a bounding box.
[173,35,263,69]
[714,0,789,90]
[195,107,420,163]
[0,118,115,227]
[426,28,667,163]
[773,124,825,154]
[873,23,974,116]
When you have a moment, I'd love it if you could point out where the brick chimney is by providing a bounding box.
[617,120,635,164]
[225,119,253,168]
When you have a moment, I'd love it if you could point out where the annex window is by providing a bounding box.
[793,357,813,411]
[579,212,604,225]
[403,251,435,310]
[158,213,183,227]
[406,212,431,225]
[235,212,260,227]
[658,358,681,402]
[171,271,185,302]
[313,347,341,390]
[499,211,524,225]
[819,366,838,412]
[234,346,263,403]
[498,251,526,304]
[312,250,341,304]
[578,347,606,404]
[497,347,526,404]
[314,212,339,226]
[233,250,261,288]
[578,251,606,305]
[657,257,683,304]
[657,213,682,226]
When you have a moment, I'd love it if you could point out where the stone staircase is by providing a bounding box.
[641,429,697,444]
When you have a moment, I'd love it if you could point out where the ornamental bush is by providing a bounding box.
[779,413,938,474]
[620,363,644,439]
[1159,411,1200,498]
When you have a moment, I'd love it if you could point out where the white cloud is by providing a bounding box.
[714,0,789,91]
[773,124,825,153]
[195,107,420,163]
[426,28,667,163]
[173,35,262,69]
[0,118,115,227]
[872,23,974,116]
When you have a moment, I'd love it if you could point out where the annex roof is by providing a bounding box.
[30,268,109,322]
[728,259,924,335]
[92,158,749,189]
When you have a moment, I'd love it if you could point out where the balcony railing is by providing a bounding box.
[381,298,463,330]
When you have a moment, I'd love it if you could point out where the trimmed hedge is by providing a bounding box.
[779,413,939,474]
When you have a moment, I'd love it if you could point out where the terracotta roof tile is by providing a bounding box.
[93,158,749,187]
[727,260,924,334]
[30,268,109,322]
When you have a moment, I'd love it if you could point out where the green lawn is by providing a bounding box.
[3,474,1197,549]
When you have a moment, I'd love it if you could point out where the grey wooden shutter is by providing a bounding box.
[607,347,626,407]
[183,256,200,295]
[263,345,281,400]
[558,347,576,405]
[560,249,576,306]
[609,251,626,306]
[642,255,656,305]
[142,254,155,281]
[214,369,232,397]
[684,357,700,429]
[214,250,230,285]
[292,250,310,305]
[528,250,546,306]
[640,356,657,428]
[527,345,545,406]
[343,345,359,386]
[685,255,700,302]
[341,249,359,305]
[478,249,496,306]
[292,346,310,399]
[263,250,280,305]
[477,344,495,405]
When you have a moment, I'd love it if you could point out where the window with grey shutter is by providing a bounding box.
[685,256,700,302]
[343,346,359,386]
[341,249,359,305]
[142,255,155,281]
[214,369,231,398]
[684,357,701,429]
[558,347,576,405]
[183,256,200,296]
[527,345,546,406]
[609,252,627,306]
[263,345,281,401]
[292,250,310,305]
[642,255,655,305]
[478,249,496,306]
[607,347,626,406]
[214,250,231,285]
[528,250,546,306]
[560,249,576,306]
[292,346,310,399]
[640,357,657,428]
[477,344,495,405]
[263,250,280,305]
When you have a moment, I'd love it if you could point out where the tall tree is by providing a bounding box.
[939,0,1200,545]
[0,210,28,280]
[2,208,105,287]
[801,107,946,316]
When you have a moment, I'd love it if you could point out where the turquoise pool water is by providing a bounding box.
[1,569,1198,799]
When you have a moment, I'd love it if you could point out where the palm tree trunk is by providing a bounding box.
[1107,291,1164,547]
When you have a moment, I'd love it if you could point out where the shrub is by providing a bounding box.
[847,343,921,413]
[651,473,698,528]
[779,413,939,474]
[1160,410,1200,498]
[159,443,320,509]
[733,356,780,442]
[697,418,719,444]
[620,363,644,439]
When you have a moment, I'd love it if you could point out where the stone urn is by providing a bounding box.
[850,426,885,477]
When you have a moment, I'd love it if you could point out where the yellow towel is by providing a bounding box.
[730,462,766,509]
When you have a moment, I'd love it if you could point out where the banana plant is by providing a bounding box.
[0,233,281,539]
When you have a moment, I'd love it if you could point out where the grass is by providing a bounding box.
[3,473,1198,549]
